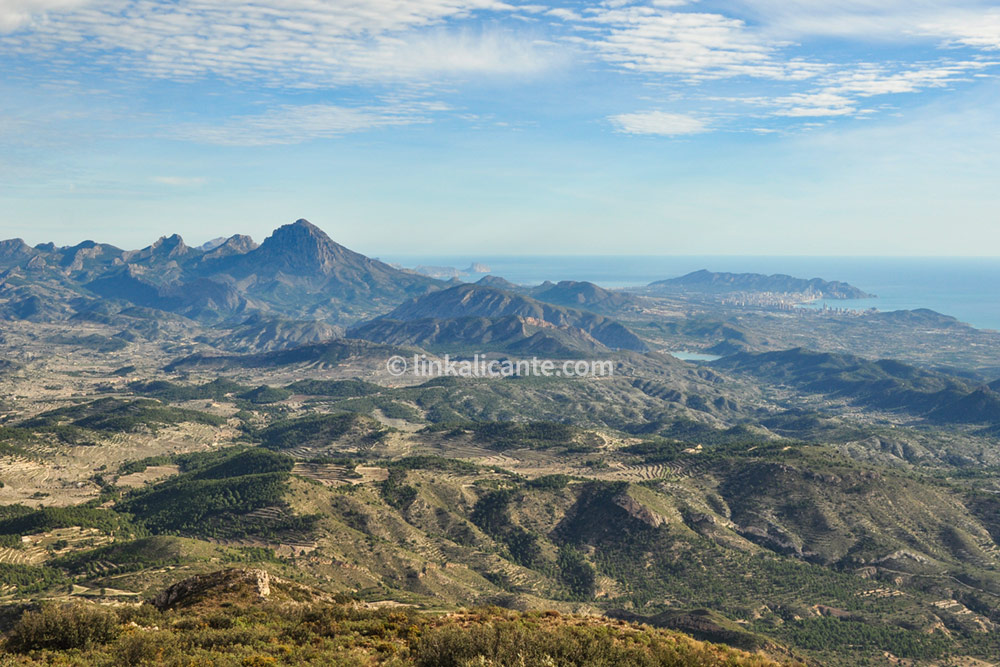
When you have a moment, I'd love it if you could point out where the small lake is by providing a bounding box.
[668,351,722,362]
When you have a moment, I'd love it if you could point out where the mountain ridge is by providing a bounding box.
[651,269,874,299]
[0,219,441,326]
[715,347,1000,424]
[349,283,650,353]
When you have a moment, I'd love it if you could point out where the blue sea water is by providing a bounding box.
[381,255,1000,333]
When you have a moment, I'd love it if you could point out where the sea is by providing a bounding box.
[380,255,1000,333]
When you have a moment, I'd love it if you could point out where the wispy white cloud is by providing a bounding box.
[609,110,708,135]
[727,0,997,41]
[0,0,555,85]
[580,2,998,134]
[355,27,564,77]
[0,0,90,32]
[546,7,581,21]
[919,9,1000,50]
[772,92,856,117]
[581,4,821,81]
[3,0,1000,141]
[768,60,993,117]
[825,61,990,96]
[176,103,431,146]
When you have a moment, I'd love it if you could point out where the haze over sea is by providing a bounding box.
[383,256,1000,333]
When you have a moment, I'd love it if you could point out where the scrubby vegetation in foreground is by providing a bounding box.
[2,598,794,666]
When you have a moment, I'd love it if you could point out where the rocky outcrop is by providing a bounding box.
[152,568,272,610]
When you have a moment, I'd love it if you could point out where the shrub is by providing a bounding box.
[7,603,121,652]
[112,630,179,666]
[413,618,753,667]
[111,630,178,667]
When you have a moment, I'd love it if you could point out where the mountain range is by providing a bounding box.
[0,221,658,358]
[0,220,440,326]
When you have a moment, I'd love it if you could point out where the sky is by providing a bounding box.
[1,0,1000,255]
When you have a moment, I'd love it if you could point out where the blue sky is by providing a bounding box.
[1,0,1000,255]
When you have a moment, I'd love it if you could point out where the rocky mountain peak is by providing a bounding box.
[271,219,332,246]
[152,233,188,255]
[202,234,258,260]
[0,238,38,264]
[252,218,362,276]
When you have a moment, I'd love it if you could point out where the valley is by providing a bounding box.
[1,222,1000,665]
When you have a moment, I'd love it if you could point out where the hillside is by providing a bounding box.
[2,335,1000,663]
[200,314,344,353]
[0,570,794,666]
[1,418,997,664]
[349,314,612,356]
[164,338,406,371]
[530,280,641,314]
[350,283,650,353]
[714,347,1000,424]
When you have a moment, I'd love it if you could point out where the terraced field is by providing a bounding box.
[115,464,180,488]
[0,421,238,506]
[0,527,112,566]
[292,463,388,486]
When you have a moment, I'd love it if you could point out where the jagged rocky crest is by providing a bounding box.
[0,219,440,327]
[0,221,653,357]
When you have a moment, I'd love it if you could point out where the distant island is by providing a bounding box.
[465,262,491,274]
[649,269,875,300]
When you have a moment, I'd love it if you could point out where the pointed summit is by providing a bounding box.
[274,219,333,243]
[152,233,189,257]
[124,233,189,264]
[251,218,367,276]
[293,218,320,229]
